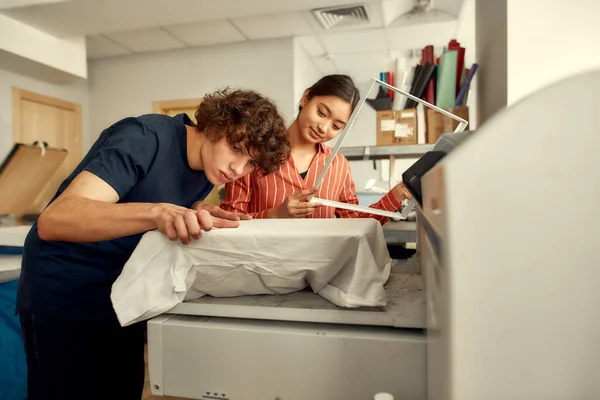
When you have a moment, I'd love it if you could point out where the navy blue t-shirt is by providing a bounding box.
[16,113,213,327]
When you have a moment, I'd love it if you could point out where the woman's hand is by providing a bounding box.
[269,189,322,218]
[390,182,413,203]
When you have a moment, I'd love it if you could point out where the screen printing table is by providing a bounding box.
[147,265,427,400]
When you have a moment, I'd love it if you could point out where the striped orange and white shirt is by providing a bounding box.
[222,143,403,225]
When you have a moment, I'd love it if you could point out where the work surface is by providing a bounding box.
[0,255,22,283]
[383,220,417,243]
[168,267,425,329]
[0,225,30,247]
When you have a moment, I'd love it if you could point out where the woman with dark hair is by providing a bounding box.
[222,74,411,223]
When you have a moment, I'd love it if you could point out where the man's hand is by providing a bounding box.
[192,201,251,229]
[151,203,214,245]
[269,189,322,218]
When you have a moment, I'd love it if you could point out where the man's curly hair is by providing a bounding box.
[194,89,290,175]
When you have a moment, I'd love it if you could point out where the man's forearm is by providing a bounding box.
[38,196,159,242]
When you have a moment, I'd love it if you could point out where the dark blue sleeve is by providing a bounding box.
[84,120,158,199]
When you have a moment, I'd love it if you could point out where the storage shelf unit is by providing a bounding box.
[339,144,434,161]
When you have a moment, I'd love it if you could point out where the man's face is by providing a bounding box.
[201,136,257,186]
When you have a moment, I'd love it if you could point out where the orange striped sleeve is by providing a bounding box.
[312,150,338,219]
[364,191,404,225]
[334,156,403,225]
[260,162,294,218]
[222,174,270,219]
[222,175,250,214]
[277,168,288,211]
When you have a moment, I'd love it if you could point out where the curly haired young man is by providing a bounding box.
[16,88,291,400]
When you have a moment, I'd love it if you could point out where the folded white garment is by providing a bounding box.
[111,219,392,327]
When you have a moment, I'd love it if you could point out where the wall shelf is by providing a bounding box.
[340,144,434,161]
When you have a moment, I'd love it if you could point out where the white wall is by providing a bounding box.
[0,13,87,80]
[293,39,322,120]
[88,38,295,141]
[454,0,478,130]
[0,67,89,162]
[507,0,600,105]
[475,0,507,126]
[463,0,600,123]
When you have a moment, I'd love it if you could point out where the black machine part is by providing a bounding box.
[401,131,472,206]
[401,151,447,206]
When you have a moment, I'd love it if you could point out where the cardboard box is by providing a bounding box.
[376,109,418,146]
[0,143,68,215]
[425,106,469,144]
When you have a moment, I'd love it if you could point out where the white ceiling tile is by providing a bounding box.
[435,0,465,16]
[385,20,458,50]
[0,0,69,10]
[319,28,387,55]
[231,11,314,40]
[164,19,246,47]
[295,35,325,57]
[85,34,131,59]
[3,0,386,37]
[332,51,393,72]
[105,27,187,53]
[311,56,337,75]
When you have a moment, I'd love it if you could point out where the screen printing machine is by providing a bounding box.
[1,69,599,400]
[145,70,600,400]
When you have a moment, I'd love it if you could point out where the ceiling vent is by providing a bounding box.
[311,3,370,30]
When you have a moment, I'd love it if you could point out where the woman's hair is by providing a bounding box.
[195,88,291,175]
[299,74,360,113]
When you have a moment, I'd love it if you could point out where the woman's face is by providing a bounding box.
[297,92,352,144]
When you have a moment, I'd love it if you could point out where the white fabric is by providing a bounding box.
[111,219,392,327]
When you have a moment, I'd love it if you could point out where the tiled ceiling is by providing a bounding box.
[3,0,463,76]
[85,15,457,77]
[104,28,187,53]
[229,12,315,41]
[164,20,247,47]
[85,35,130,59]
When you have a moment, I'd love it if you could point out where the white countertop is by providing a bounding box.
[0,255,22,283]
[0,225,31,247]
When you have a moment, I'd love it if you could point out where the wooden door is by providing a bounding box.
[152,99,223,206]
[12,88,83,214]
